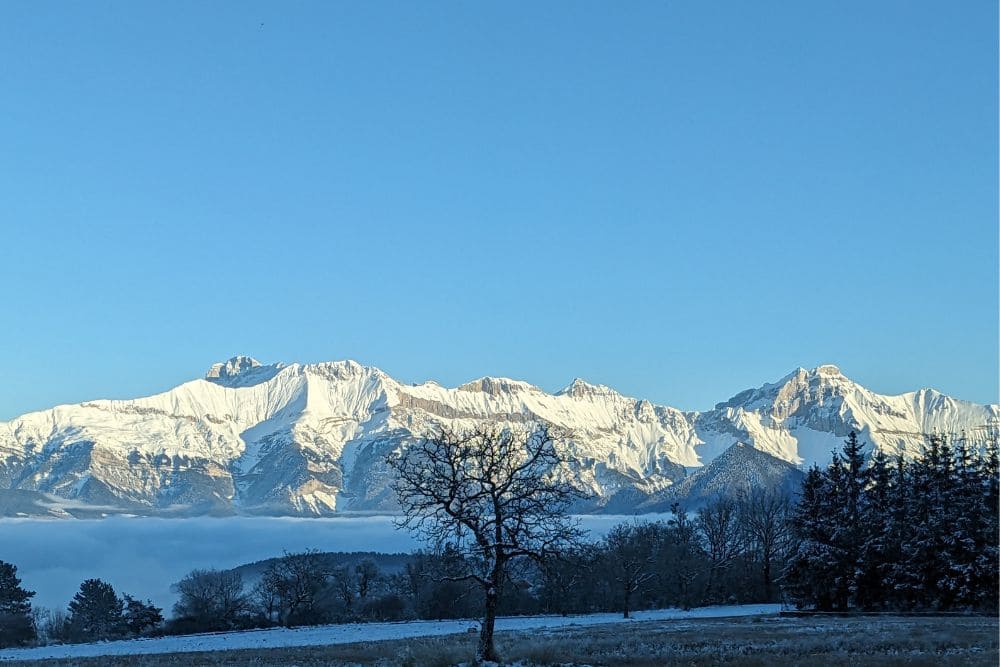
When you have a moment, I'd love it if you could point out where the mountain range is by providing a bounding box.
[0,357,995,518]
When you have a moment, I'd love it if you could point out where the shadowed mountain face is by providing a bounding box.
[636,443,808,512]
[0,358,995,517]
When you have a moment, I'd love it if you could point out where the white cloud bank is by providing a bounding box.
[1,514,664,611]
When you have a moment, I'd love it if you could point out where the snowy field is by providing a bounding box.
[0,514,667,611]
[0,604,780,661]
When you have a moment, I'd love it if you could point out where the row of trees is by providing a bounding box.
[0,488,792,648]
[0,566,162,647]
[785,432,998,611]
[161,494,791,636]
[169,554,393,633]
[530,493,791,618]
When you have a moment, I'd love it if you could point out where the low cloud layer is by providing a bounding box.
[2,515,655,611]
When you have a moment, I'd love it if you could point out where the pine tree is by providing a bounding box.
[784,465,840,609]
[0,561,36,647]
[898,435,959,609]
[68,579,126,641]
[977,433,1000,610]
[835,432,867,608]
[788,431,997,612]
[786,433,877,610]
[949,437,983,607]
[123,595,163,636]
[880,454,910,609]
[856,449,893,609]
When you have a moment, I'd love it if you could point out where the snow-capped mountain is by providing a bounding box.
[0,358,995,517]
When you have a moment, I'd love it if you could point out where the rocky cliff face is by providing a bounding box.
[0,358,995,517]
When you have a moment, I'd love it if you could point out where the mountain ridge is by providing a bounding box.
[0,357,995,518]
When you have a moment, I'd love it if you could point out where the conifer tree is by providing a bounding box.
[0,561,35,647]
[779,430,996,611]
[978,433,1000,610]
[880,454,911,609]
[834,432,867,608]
[784,465,839,609]
[899,435,958,609]
[123,595,163,635]
[68,579,126,641]
[856,449,893,609]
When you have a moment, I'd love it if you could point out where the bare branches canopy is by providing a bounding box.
[387,422,583,662]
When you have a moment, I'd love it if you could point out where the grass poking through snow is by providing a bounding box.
[4,614,996,666]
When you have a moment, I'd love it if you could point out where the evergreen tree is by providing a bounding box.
[831,431,867,609]
[784,465,839,609]
[0,561,36,647]
[898,435,957,609]
[978,433,1000,610]
[856,449,893,609]
[880,454,911,609]
[786,432,876,610]
[786,430,999,612]
[123,595,163,635]
[67,579,126,641]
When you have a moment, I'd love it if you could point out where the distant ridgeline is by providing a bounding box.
[0,357,996,517]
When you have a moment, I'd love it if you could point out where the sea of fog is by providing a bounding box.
[1,515,668,612]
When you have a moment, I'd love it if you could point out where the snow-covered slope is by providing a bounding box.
[0,358,995,516]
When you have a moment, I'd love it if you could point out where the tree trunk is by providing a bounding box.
[762,556,772,600]
[705,566,716,604]
[622,587,631,619]
[477,586,500,663]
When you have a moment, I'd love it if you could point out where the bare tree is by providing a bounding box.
[252,568,281,625]
[738,489,793,599]
[539,546,592,616]
[387,422,584,663]
[172,569,248,631]
[603,523,656,618]
[331,566,355,611]
[665,504,705,610]
[355,560,379,600]
[696,497,744,601]
[257,550,332,626]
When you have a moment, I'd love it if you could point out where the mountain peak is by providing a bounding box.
[771,364,850,389]
[206,355,261,381]
[557,378,620,399]
[812,364,844,377]
[205,355,285,387]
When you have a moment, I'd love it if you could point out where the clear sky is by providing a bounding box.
[0,1,997,420]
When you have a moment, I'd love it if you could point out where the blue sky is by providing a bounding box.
[0,1,996,419]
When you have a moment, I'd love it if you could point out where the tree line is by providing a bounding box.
[784,431,998,611]
[0,492,790,647]
[0,566,162,647]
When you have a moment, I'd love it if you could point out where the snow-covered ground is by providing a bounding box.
[0,604,780,661]
[0,514,669,611]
